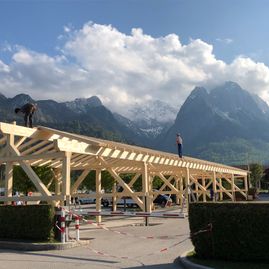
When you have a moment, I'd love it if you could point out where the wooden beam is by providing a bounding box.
[213,171,217,201]
[62,151,71,206]
[54,139,101,155]
[0,151,64,163]
[107,167,143,208]
[142,162,151,213]
[14,136,27,148]
[71,169,91,194]
[4,161,13,205]
[95,169,102,223]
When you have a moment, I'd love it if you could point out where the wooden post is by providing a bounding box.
[231,174,235,202]
[4,162,13,205]
[112,182,117,211]
[202,177,206,202]
[195,177,199,201]
[219,178,223,201]
[179,176,184,206]
[95,169,102,223]
[142,162,151,226]
[148,173,154,209]
[244,175,248,200]
[5,134,14,205]
[53,168,62,206]
[185,167,190,211]
[54,168,62,196]
[62,152,71,206]
[213,171,217,201]
[175,177,180,205]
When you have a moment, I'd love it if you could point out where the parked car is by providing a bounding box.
[101,197,137,208]
[116,197,138,208]
[154,194,172,207]
[73,196,109,207]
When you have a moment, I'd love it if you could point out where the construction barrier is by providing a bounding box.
[75,215,80,241]
[73,209,186,219]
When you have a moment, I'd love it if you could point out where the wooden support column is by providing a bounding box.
[149,174,155,210]
[95,169,102,223]
[202,177,206,202]
[213,171,217,201]
[179,176,184,206]
[195,177,199,201]
[219,178,223,201]
[231,174,235,201]
[185,167,190,211]
[112,182,117,212]
[175,177,180,204]
[244,175,248,200]
[142,162,151,226]
[4,162,13,205]
[5,134,14,205]
[62,152,71,206]
[54,168,62,195]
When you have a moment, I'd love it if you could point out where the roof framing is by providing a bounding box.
[0,122,249,216]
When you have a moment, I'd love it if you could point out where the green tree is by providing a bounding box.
[249,163,264,189]
[80,170,115,192]
[13,166,54,195]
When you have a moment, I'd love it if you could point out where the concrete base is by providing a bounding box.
[0,239,90,251]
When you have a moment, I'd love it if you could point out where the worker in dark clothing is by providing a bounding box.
[176,133,183,158]
[15,103,37,128]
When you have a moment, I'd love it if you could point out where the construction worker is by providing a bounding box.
[176,133,183,158]
[15,103,37,128]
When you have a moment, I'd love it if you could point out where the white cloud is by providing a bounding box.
[0,22,269,118]
[216,38,233,44]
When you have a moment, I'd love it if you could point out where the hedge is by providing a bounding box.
[0,205,55,241]
[189,202,269,261]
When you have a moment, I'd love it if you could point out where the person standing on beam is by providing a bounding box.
[176,133,183,158]
[14,103,37,128]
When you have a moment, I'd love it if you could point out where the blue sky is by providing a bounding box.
[1,0,269,63]
[0,0,269,117]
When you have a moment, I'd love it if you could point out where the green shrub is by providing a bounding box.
[0,205,55,241]
[189,203,269,261]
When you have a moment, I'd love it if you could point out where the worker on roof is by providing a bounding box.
[176,133,183,158]
[15,103,37,128]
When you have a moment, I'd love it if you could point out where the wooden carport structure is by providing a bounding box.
[0,122,248,216]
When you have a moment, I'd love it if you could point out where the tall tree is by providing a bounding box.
[249,163,264,189]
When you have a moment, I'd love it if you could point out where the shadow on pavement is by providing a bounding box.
[126,257,183,269]
[0,249,117,264]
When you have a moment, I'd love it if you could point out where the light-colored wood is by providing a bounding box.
[21,140,50,155]
[106,167,144,209]
[213,171,217,201]
[0,122,248,206]
[4,161,13,205]
[95,169,102,223]
[62,152,71,206]
[0,151,64,163]
[71,169,91,194]
[112,182,117,211]
[142,162,151,213]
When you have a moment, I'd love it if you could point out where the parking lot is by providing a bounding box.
[0,207,192,269]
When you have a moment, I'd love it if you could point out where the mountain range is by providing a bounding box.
[1,81,269,165]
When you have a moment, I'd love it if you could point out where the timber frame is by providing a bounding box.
[0,122,248,215]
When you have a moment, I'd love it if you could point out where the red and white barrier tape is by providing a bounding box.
[74,210,186,218]
[88,236,190,261]
[64,208,188,240]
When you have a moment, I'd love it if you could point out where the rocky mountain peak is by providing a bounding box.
[65,95,102,113]
[11,94,35,107]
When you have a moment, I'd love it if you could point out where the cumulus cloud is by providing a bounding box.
[0,22,269,118]
[216,38,233,44]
